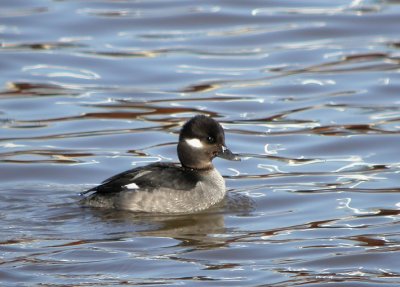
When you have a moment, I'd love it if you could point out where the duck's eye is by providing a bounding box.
[207,136,215,144]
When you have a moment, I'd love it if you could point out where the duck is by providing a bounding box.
[80,115,240,213]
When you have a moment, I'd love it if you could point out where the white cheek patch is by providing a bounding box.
[185,138,204,149]
[124,183,139,190]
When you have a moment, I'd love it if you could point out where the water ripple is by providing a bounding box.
[22,65,100,80]
[1,0,400,286]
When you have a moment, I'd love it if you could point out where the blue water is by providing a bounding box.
[1,1,400,286]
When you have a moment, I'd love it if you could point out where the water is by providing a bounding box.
[1,0,400,286]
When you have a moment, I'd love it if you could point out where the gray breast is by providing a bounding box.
[116,168,226,213]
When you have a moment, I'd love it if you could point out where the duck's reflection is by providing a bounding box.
[84,192,255,249]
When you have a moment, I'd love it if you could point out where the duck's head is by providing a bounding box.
[177,115,240,170]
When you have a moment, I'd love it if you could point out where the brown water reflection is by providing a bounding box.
[1,0,400,286]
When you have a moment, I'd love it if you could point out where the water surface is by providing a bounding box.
[1,0,400,286]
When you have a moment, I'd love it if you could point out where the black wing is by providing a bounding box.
[82,162,200,195]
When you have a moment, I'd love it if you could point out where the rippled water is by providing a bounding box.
[1,0,400,286]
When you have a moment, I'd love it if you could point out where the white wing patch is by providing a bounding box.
[185,138,204,149]
[124,183,139,189]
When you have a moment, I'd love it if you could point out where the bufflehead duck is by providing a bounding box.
[81,115,240,213]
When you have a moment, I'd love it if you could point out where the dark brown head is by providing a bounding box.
[177,115,239,170]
